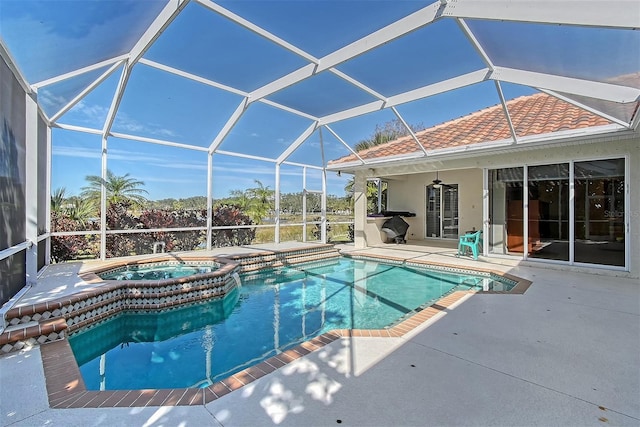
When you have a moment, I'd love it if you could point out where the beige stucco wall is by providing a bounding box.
[353,133,640,277]
[387,169,483,240]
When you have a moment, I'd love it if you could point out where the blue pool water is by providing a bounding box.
[69,258,506,390]
[99,263,218,281]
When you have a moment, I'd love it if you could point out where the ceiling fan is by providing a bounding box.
[432,171,452,189]
[432,171,443,189]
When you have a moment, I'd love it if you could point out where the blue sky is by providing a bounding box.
[4,1,632,201]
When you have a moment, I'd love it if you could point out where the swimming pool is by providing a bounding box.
[69,257,509,390]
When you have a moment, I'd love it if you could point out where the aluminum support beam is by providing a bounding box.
[494,81,518,143]
[323,125,366,164]
[25,93,39,284]
[491,67,640,103]
[196,0,318,63]
[329,69,387,101]
[100,135,108,260]
[302,167,307,242]
[540,89,632,128]
[317,2,442,73]
[0,38,33,94]
[322,69,488,125]
[258,99,319,121]
[206,153,213,251]
[456,18,494,69]
[139,58,318,121]
[128,0,190,64]
[209,98,250,153]
[282,160,324,170]
[215,150,276,163]
[250,2,442,101]
[110,132,209,152]
[391,106,428,155]
[319,128,327,243]
[45,125,52,266]
[53,123,103,135]
[274,164,281,244]
[102,65,131,138]
[31,55,128,89]
[276,122,319,164]
[441,0,640,29]
[250,64,318,103]
[50,60,124,123]
[139,58,248,97]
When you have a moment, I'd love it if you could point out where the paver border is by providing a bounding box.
[37,252,531,408]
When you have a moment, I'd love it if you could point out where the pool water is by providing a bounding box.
[69,258,505,390]
[99,263,218,281]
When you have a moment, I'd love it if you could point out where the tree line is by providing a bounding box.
[50,119,418,261]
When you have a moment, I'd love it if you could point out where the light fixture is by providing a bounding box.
[432,171,442,189]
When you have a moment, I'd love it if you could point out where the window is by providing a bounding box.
[366,178,388,215]
[426,183,458,239]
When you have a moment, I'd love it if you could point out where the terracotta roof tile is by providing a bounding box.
[329,93,617,165]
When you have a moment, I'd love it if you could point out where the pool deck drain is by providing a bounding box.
[41,290,471,408]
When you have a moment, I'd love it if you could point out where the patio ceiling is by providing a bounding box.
[1,0,639,170]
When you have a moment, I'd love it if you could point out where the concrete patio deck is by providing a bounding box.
[1,242,638,426]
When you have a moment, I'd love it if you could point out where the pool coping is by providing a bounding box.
[40,289,473,408]
[33,252,531,409]
[0,246,341,353]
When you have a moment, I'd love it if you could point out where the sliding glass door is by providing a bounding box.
[488,167,523,255]
[574,159,625,266]
[488,158,626,268]
[527,164,570,261]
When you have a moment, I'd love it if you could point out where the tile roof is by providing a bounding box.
[329,93,615,165]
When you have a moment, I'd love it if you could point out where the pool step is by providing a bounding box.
[0,244,341,355]
[228,244,340,272]
[0,317,67,354]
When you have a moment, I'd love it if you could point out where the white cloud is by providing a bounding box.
[114,112,179,139]
[39,89,69,111]
[140,176,204,185]
[52,145,100,159]
[76,101,110,126]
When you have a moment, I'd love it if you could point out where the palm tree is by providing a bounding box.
[346,119,424,210]
[66,198,96,226]
[51,187,67,213]
[81,170,149,210]
[246,180,274,223]
[353,118,424,152]
[229,180,274,224]
[229,189,252,211]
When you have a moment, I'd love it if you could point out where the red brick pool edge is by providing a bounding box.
[41,289,476,408]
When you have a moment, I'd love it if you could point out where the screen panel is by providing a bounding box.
[0,57,27,305]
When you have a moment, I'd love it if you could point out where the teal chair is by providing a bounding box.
[457,230,482,260]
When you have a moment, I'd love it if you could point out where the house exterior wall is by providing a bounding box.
[387,169,483,240]
[355,133,639,278]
